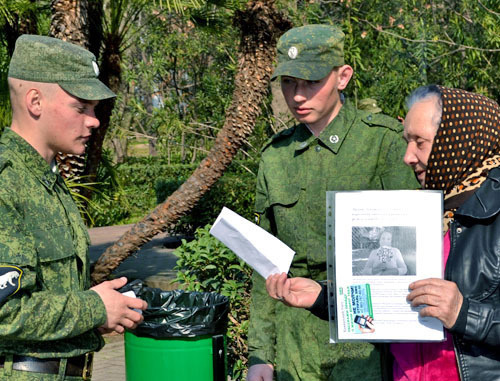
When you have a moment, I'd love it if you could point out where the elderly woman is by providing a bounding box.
[361,230,407,276]
[266,85,500,380]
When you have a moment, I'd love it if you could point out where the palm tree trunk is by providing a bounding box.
[50,0,90,48]
[50,0,92,180]
[82,32,120,195]
[91,0,292,284]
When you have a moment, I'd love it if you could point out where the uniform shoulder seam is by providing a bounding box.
[261,125,297,152]
[360,111,403,133]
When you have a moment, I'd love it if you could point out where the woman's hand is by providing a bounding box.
[407,278,463,328]
[266,273,322,308]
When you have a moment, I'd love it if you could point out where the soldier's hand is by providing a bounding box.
[266,273,322,308]
[247,364,274,381]
[91,277,148,334]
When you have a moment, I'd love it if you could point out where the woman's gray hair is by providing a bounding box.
[406,85,443,129]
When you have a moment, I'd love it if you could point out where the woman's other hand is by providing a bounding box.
[407,278,463,328]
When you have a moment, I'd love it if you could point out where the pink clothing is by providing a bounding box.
[391,232,460,381]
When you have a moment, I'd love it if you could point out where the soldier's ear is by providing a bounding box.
[25,88,42,118]
[337,65,353,91]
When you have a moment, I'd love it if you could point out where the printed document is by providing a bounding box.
[326,190,444,342]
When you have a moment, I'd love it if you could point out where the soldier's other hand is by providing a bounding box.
[247,364,274,381]
[91,277,148,334]
[266,273,322,308]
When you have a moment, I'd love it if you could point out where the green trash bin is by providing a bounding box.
[120,282,229,381]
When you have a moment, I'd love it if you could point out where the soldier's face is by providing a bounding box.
[403,97,440,188]
[281,65,352,134]
[42,86,100,157]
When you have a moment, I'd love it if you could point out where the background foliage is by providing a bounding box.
[2,0,496,162]
[88,157,256,230]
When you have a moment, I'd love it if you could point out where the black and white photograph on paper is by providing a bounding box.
[352,226,416,276]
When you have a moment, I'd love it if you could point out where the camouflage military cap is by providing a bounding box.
[272,24,345,81]
[8,35,115,101]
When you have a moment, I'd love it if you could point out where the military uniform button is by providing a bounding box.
[315,146,321,152]
[456,227,462,233]
[329,135,339,144]
[367,114,373,121]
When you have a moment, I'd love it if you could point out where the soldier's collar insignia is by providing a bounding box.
[0,266,22,305]
[288,46,298,59]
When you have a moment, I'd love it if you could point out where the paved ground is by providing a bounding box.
[88,224,181,290]
[88,224,181,381]
[93,334,126,380]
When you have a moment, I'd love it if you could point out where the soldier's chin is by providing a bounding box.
[65,146,86,156]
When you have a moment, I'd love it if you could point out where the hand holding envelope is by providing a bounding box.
[210,207,295,279]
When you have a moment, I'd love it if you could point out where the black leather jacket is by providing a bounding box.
[446,167,500,380]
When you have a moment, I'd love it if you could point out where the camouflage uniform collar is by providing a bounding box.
[1,128,58,189]
[294,99,356,153]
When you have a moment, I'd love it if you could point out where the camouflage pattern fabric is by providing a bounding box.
[248,100,419,380]
[8,35,115,101]
[272,25,345,81]
[0,129,107,379]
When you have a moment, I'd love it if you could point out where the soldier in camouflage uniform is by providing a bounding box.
[247,25,419,381]
[0,35,147,380]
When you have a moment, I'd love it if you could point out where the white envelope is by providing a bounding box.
[210,207,295,278]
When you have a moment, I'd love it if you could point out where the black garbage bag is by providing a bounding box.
[119,279,229,339]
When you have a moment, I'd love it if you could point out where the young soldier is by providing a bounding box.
[247,24,418,381]
[0,35,146,380]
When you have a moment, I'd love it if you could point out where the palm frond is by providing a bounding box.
[64,175,102,224]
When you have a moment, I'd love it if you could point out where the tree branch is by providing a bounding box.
[478,0,500,17]
[360,18,500,52]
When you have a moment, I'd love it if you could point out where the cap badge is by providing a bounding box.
[92,61,100,76]
[288,46,298,59]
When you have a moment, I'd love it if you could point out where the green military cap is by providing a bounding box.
[8,34,115,101]
[272,24,345,81]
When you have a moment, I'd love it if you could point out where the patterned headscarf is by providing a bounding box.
[424,86,500,231]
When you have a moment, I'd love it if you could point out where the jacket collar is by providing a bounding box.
[456,167,500,219]
[294,99,357,154]
[1,128,58,190]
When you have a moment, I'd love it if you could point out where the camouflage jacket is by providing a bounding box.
[0,128,107,358]
[248,100,419,380]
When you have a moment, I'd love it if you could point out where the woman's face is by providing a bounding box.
[379,232,392,247]
[403,97,440,188]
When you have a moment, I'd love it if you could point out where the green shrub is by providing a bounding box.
[174,225,252,380]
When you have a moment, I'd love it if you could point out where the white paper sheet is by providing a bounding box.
[210,207,295,278]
